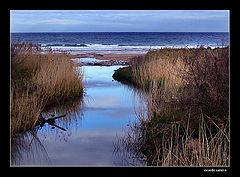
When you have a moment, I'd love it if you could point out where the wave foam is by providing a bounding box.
[41,43,220,54]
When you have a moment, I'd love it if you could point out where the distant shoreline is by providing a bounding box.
[69,53,146,61]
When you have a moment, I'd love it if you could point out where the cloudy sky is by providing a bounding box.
[10,10,229,32]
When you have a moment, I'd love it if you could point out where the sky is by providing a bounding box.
[10,10,229,32]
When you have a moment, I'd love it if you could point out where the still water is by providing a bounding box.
[11,63,144,166]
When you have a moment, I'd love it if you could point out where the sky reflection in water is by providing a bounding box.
[18,64,142,166]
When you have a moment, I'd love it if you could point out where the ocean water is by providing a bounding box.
[11,32,229,54]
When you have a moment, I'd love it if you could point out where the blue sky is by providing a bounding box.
[10,10,229,32]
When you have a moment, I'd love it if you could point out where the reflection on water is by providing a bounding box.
[11,131,51,166]
[11,63,145,166]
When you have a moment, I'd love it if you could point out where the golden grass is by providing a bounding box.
[151,116,229,166]
[131,48,189,119]
[11,43,84,136]
[117,114,229,166]
[118,47,229,166]
[133,49,188,93]
[33,55,83,106]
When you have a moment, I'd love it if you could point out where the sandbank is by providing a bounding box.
[69,53,146,61]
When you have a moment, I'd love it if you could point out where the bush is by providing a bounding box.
[112,66,136,85]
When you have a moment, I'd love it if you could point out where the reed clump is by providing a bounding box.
[119,46,229,166]
[120,113,229,166]
[11,43,84,136]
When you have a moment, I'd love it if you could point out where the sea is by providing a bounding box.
[10,32,229,54]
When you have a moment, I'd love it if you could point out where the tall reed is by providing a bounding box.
[10,83,46,135]
[119,113,229,166]
[33,54,83,107]
[120,46,229,166]
[11,43,84,136]
[131,48,189,120]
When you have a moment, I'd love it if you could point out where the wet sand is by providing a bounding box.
[69,53,146,61]
[96,53,146,61]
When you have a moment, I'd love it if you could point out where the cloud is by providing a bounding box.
[86,95,120,108]
[10,10,229,32]
[171,11,229,20]
[38,128,126,165]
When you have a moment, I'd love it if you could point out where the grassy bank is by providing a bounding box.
[11,43,84,136]
[114,46,229,166]
[112,66,135,85]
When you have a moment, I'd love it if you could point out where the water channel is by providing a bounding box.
[11,59,145,166]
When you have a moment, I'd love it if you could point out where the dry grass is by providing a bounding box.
[150,115,229,166]
[10,43,84,136]
[116,114,229,166]
[10,83,46,135]
[131,48,190,120]
[33,54,83,106]
[118,46,229,166]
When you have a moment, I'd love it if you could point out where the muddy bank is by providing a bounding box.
[69,53,146,61]
[70,53,146,66]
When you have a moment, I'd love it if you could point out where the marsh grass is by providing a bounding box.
[11,43,84,136]
[10,83,46,135]
[33,54,83,107]
[131,49,188,108]
[117,46,229,166]
[118,113,229,166]
[130,47,229,128]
